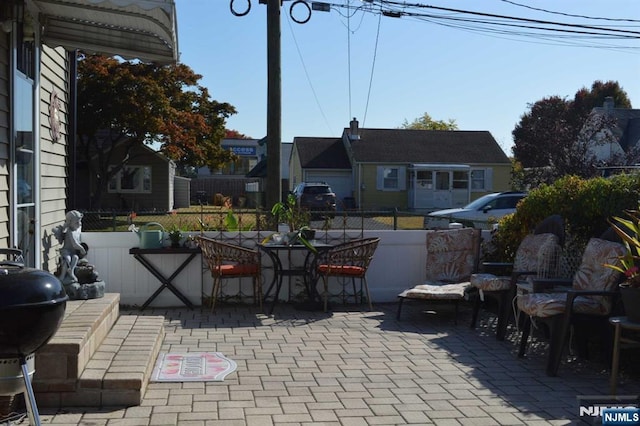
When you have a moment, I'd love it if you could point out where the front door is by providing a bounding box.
[433,171,451,208]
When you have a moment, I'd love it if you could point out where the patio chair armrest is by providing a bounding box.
[564,288,619,310]
[531,278,573,293]
[482,262,513,275]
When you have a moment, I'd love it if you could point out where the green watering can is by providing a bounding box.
[134,222,165,249]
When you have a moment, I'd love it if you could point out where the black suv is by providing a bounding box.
[292,182,337,213]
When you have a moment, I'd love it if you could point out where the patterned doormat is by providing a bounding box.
[151,352,237,382]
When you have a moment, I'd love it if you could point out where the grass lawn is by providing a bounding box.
[82,207,427,232]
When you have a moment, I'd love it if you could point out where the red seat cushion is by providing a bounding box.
[318,265,365,276]
[214,264,260,276]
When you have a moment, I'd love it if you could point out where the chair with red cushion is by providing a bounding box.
[315,237,381,312]
[196,235,262,312]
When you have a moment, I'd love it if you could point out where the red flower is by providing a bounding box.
[625,266,639,278]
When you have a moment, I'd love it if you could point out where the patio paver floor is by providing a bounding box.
[38,302,640,425]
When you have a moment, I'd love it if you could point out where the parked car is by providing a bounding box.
[424,191,527,229]
[292,182,337,215]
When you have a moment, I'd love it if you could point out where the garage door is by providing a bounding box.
[305,172,352,210]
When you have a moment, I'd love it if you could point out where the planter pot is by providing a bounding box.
[620,284,640,323]
[300,229,316,241]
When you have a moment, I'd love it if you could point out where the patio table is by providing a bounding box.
[259,241,332,315]
[129,247,200,310]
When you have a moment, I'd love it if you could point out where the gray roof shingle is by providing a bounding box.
[348,128,510,164]
[294,137,351,169]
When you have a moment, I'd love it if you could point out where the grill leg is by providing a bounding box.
[21,356,40,426]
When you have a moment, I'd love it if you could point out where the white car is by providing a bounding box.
[425,192,527,229]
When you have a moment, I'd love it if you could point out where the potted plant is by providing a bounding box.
[606,207,640,322]
[270,194,315,250]
[167,225,183,248]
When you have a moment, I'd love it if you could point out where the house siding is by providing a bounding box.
[88,143,174,212]
[0,33,9,247]
[40,45,70,272]
[289,143,303,190]
[360,164,407,210]
[481,163,511,196]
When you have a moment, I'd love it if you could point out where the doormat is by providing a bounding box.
[151,352,237,382]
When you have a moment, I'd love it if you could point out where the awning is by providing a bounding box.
[33,0,178,64]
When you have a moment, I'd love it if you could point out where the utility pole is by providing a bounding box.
[266,0,282,209]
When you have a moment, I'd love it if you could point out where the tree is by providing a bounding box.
[225,129,252,139]
[512,80,632,186]
[76,54,237,208]
[400,113,458,130]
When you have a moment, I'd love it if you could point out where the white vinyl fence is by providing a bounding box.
[81,230,490,309]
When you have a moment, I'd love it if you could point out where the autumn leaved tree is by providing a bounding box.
[76,54,237,209]
[512,80,632,186]
[400,113,458,130]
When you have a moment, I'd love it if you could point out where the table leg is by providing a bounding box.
[610,322,622,395]
[261,249,283,315]
[135,253,196,310]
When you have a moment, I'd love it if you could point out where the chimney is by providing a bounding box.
[604,96,614,111]
[349,117,360,141]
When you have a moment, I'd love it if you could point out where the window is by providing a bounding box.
[416,171,432,189]
[383,168,398,189]
[452,171,469,189]
[471,170,485,190]
[471,169,492,191]
[108,165,152,193]
[376,166,407,191]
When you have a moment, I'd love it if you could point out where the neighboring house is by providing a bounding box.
[0,0,177,270]
[290,119,512,210]
[289,137,353,208]
[584,97,640,165]
[197,138,263,177]
[76,142,180,212]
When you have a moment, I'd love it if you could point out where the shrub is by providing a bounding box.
[489,174,640,261]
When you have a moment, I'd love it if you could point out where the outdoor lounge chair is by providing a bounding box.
[397,227,481,324]
[469,215,564,340]
[196,236,263,313]
[516,237,626,376]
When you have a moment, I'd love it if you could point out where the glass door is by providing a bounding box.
[12,20,37,267]
[433,171,452,208]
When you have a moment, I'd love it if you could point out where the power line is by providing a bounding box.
[362,8,382,128]
[498,0,640,23]
[284,12,334,136]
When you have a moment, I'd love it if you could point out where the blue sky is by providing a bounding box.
[175,0,639,156]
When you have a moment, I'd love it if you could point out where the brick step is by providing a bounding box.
[32,293,165,407]
[35,293,121,386]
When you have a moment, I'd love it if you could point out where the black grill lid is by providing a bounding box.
[0,265,67,309]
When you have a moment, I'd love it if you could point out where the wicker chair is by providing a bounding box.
[516,237,626,376]
[195,236,262,313]
[315,237,381,312]
[397,228,481,324]
[469,215,564,340]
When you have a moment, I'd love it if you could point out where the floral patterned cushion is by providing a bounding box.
[470,273,511,292]
[398,228,480,300]
[471,233,560,292]
[572,238,625,292]
[425,228,479,283]
[513,233,561,276]
[517,238,626,317]
[399,281,470,300]
[517,292,609,317]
